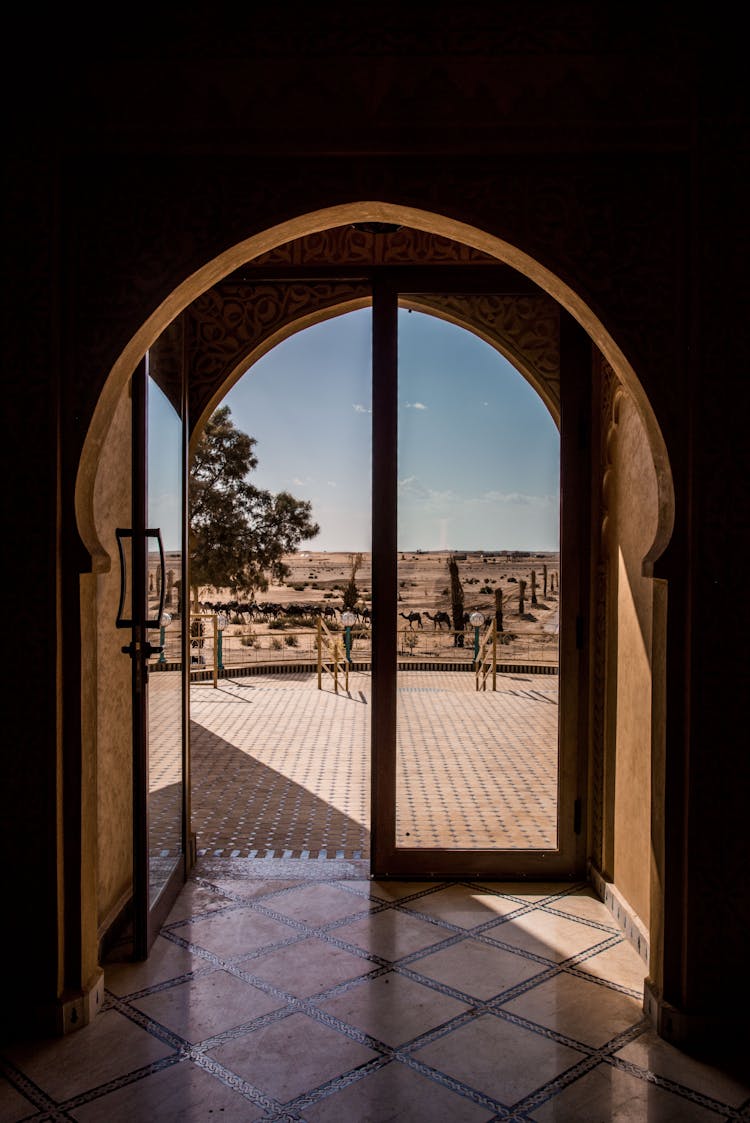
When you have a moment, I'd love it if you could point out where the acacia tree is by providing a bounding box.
[189,406,319,610]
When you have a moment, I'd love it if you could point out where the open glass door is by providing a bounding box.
[123,349,188,956]
[371,278,583,879]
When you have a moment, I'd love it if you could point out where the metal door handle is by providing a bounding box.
[121,640,165,659]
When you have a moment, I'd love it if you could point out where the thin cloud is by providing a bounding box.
[353,403,371,413]
[475,491,557,508]
[404,401,428,410]
[327,480,337,488]
[398,477,459,505]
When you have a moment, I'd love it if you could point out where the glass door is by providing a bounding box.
[123,351,188,956]
[371,278,583,879]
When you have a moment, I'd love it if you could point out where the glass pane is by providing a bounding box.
[146,374,184,904]
[396,306,560,850]
[189,309,372,860]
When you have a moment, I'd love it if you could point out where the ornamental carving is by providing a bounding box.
[187,282,370,429]
[185,282,560,433]
[67,156,683,444]
[409,293,559,415]
[251,226,498,267]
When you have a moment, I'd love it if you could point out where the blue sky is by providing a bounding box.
[216,308,560,552]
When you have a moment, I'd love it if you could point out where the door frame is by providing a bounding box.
[128,355,190,956]
[182,262,590,883]
[366,270,590,879]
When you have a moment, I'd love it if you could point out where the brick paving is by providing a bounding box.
[165,669,559,860]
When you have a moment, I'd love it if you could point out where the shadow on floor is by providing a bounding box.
[189,720,370,858]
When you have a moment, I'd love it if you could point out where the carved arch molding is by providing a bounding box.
[149,227,561,431]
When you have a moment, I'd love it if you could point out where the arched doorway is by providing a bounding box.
[77,207,672,961]
[186,303,562,871]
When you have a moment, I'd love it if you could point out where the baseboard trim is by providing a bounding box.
[588,863,649,968]
[52,971,105,1036]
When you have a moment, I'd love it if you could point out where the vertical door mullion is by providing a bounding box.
[370,278,398,874]
[131,358,150,957]
[181,322,193,874]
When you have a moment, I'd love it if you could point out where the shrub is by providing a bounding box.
[268,619,286,630]
[270,637,283,650]
[292,582,307,591]
[240,634,255,647]
[285,634,299,647]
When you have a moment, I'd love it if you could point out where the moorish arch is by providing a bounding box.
[77,204,673,561]
[75,204,673,1008]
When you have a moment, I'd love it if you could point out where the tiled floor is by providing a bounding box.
[187,670,559,858]
[2,864,748,1121]
[5,672,747,1120]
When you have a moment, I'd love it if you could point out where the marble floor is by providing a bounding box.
[2,861,748,1121]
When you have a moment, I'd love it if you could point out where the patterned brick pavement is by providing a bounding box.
[176,670,559,860]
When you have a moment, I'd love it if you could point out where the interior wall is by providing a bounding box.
[92,381,134,936]
[609,389,659,931]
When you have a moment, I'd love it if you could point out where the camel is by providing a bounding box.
[424,610,451,630]
[400,611,423,629]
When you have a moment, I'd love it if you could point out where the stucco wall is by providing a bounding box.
[92,383,133,932]
[610,391,659,929]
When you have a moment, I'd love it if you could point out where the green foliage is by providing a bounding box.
[189,406,319,604]
[284,634,299,647]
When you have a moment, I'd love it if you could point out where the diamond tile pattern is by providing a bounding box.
[3,867,748,1121]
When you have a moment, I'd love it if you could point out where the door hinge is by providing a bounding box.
[574,797,582,835]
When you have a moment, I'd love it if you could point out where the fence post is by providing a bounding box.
[492,618,497,691]
[212,614,218,688]
[317,616,322,689]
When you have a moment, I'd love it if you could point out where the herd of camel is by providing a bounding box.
[196,600,477,631]
[400,610,487,629]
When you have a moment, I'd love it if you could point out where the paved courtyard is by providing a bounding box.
[182,669,559,860]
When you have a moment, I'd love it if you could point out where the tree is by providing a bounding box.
[448,554,465,647]
[342,552,363,612]
[189,406,319,609]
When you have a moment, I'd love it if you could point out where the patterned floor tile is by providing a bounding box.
[303,1058,495,1121]
[412,1010,586,1105]
[206,1011,378,1104]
